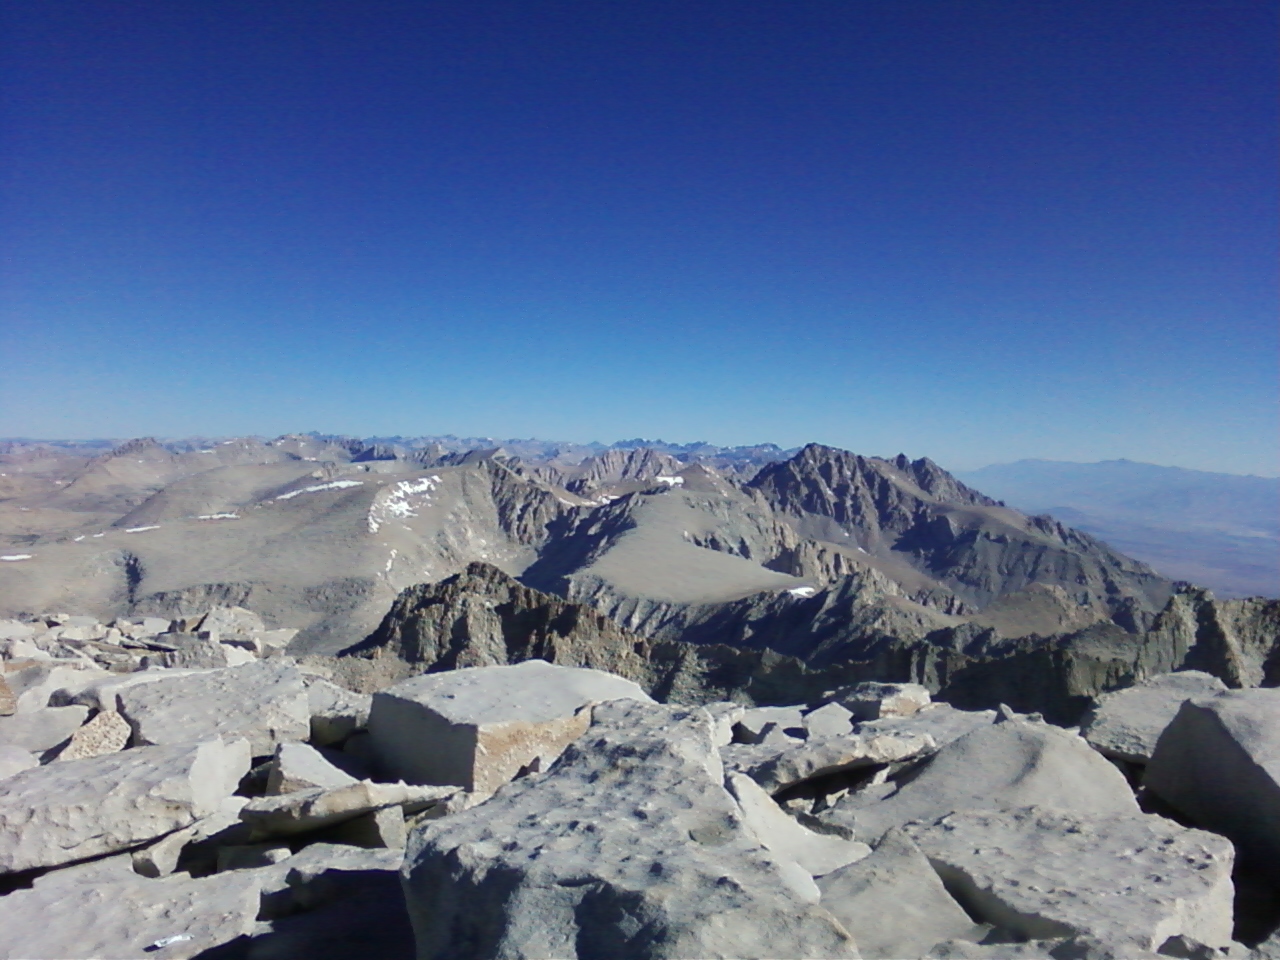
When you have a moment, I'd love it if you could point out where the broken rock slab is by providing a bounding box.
[903,806,1236,951]
[733,705,806,744]
[240,779,456,839]
[826,718,1138,842]
[54,708,131,761]
[1145,688,1280,865]
[0,743,37,779]
[0,737,250,874]
[117,659,310,757]
[403,698,857,960]
[727,771,870,876]
[817,828,983,960]
[0,703,88,754]
[0,862,261,960]
[728,728,937,794]
[1080,671,1228,764]
[831,681,931,721]
[368,659,652,796]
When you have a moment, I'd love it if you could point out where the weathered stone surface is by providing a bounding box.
[827,719,1138,841]
[326,803,407,850]
[1080,671,1228,764]
[902,807,1235,950]
[0,674,15,716]
[8,663,109,713]
[369,659,652,796]
[0,743,37,778]
[0,737,250,873]
[217,842,293,871]
[306,676,372,746]
[199,605,268,635]
[702,701,745,746]
[727,771,870,876]
[1144,688,1280,864]
[55,708,131,761]
[117,660,310,757]
[817,828,981,960]
[734,705,806,743]
[402,699,858,960]
[0,703,88,753]
[266,742,359,795]
[833,681,931,721]
[141,635,231,669]
[729,729,937,794]
[855,702,997,748]
[0,863,261,959]
[241,780,455,839]
[804,701,854,738]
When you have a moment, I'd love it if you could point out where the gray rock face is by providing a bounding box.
[902,807,1236,950]
[817,829,981,960]
[369,659,652,796]
[0,703,88,753]
[402,698,858,960]
[827,719,1138,842]
[729,729,937,794]
[1080,671,1228,763]
[1144,688,1280,864]
[803,701,854,738]
[306,676,372,745]
[116,659,310,757]
[0,863,262,959]
[855,702,996,748]
[0,737,250,874]
[0,743,37,778]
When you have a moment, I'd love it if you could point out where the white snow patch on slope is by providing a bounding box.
[125,525,161,533]
[276,480,365,501]
[368,475,441,533]
[0,555,33,562]
[197,513,239,521]
[655,475,684,486]
[788,586,817,598]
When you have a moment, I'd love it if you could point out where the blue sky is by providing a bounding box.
[2,1,1276,474]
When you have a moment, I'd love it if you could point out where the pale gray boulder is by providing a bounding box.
[0,703,88,754]
[0,737,250,873]
[726,771,870,876]
[1144,688,1280,864]
[817,829,982,960]
[56,666,206,711]
[7,662,109,713]
[326,804,408,850]
[117,659,310,757]
[0,619,37,641]
[55,708,131,761]
[902,806,1235,951]
[266,742,359,795]
[0,862,261,960]
[198,605,269,635]
[734,705,806,743]
[368,659,652,797]
[702,701,746,746]
[402,698,858,960]
[240,780,455,839]
[0,743,37,778]
[804,701,855,738]
[306,676,372,746]
[826,719,1138,842]
[1080,671,1228,764]
[855,702,997,748]
[132,795,252,877]
[833,681,931,721]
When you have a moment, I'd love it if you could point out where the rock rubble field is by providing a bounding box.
[2,607,1280,959]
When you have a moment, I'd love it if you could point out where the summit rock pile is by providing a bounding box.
[3,609,1280,959]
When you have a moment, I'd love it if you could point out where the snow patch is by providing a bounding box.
[385,549,398,573]
[197,513,239,521]
[276,480,365,501]
[0,554,33,562]
[367,475,441,533]
[73,536,85,542]
[655,475,684,486]
[92,533,105,538]
[124,525,161,533]
[788,586,817,598]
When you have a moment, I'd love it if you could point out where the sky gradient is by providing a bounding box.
[2,1,1276,474]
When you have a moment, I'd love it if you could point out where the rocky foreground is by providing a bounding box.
[3,610,1280,959]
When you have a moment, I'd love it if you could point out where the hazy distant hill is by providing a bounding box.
[955,460,1279,598]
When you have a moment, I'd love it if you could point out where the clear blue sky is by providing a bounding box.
[3,1,1276,474]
